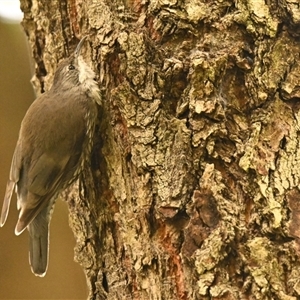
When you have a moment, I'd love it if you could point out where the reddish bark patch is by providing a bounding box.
[146,16,162,42]
[68,0,79,38]
[182,190,220,257]
[287,189,300,246]
[157,220,188,300]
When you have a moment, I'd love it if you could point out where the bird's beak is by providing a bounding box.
[75,35,88,58]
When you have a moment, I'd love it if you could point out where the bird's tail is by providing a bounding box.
[28,207,49,277]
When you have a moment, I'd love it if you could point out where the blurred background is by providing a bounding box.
[0,1,87,298]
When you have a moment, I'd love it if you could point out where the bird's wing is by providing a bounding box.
[27,151,70,196]
[15,136,84,234]
[15,153,69,234]
[0,142,22,226]
[0,180,15,227]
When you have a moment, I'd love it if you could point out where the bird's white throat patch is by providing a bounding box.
[78,56,101,104]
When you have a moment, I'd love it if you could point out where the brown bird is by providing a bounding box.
[0,36,100,276]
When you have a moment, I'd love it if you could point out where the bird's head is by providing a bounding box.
[52,36,98,94]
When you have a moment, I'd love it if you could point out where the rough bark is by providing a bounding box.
[20,0,300,299]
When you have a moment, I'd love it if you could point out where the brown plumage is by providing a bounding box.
[0,36,100,276]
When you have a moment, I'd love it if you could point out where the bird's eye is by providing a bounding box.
[68,64,75,70]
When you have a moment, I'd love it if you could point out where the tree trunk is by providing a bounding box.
[20,0,300,299]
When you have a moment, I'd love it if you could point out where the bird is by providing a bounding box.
[0,36,101,277]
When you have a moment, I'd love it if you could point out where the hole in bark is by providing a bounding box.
[280,136,287,149]
[102,272,109,292]
[126,152,132,162]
